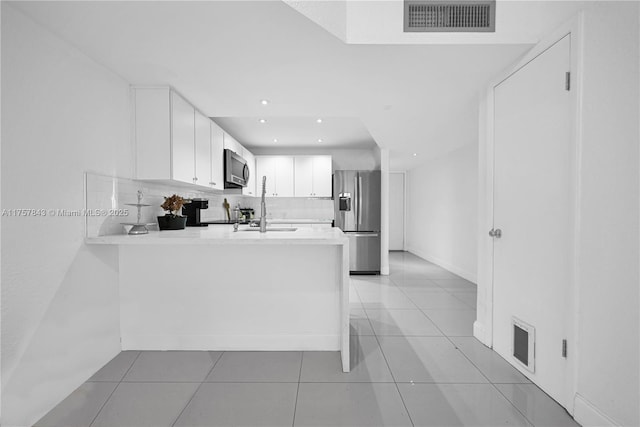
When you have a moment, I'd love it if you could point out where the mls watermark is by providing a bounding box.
[1,208,129,217]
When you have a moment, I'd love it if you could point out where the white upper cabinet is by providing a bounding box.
[223,133,243,156]
[294,156,314,196]
[242,149,256,196]
[209,121,224,190]
[256,156,294,197]
[294,155,332,197]
[132,86,225,191]
[311,155,332,197]
[194,110,212,187]
[170,91,196,185]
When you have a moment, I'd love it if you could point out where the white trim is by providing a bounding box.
[390,170,407,251]
[121,334,341,351]
[406,246,476,283]
[478,13,584,414]
[574,394,620,427]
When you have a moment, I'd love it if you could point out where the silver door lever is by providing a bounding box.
[488,228,502,238]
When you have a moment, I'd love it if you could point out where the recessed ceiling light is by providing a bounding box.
[273,138,278,143]
[316,118,323,123]
[259,119,267,123]
[413,153,417,157]
[260,99,269,105]
[317,138,323,143]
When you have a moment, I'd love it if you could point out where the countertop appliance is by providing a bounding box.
[333,170,381,274]
[224,149,249,188]
[182,198,209,227]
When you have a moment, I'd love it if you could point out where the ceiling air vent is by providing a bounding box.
[404,0,495,32]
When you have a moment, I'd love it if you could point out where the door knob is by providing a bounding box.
[489,228,502,238]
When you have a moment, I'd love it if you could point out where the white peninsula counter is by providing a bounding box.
[87,226,350,372]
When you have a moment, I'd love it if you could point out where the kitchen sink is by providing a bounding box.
[241,227,298,232]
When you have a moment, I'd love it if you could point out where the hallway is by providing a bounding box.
[36,252,579,427]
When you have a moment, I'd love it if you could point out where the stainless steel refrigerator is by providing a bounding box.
[333,170,381,274]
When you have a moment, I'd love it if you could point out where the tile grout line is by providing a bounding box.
[388,260,534,426]
[291,352,304,427]
[354,273,415,426]
[88,351,143,427]
[369,319,415,426]
[170,351,224,427]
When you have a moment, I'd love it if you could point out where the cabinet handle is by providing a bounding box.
[193,177,198,182]
[210,182,216,186]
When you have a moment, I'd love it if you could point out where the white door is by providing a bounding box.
[210,121,224,190]
[389,172,405,250]
[170,91,195,184]
[294,156,314,197]
[274,156,295,197]
[492,35,572,408]
[312,156,333,197]
[256,157,276,196]
[194,111,211,187]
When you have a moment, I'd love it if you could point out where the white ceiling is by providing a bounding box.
[8,0,580,170]
[214,117,376,149]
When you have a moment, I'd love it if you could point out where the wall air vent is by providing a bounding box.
[404,1,495,32]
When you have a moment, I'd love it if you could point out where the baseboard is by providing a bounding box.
[405,246,477,283]
[473,320,492,347]
[121,334,341,351]
[574,393,621,426]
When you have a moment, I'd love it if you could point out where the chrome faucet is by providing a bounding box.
[259,176,267,233]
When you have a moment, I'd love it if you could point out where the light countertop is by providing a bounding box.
[86,225,347,246]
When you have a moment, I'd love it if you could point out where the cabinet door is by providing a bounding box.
[256,157,276,197]
[194,111,211,187]
[209,121,224,190]
[133,87,171,180]
[294,156,314,197]
[171,92,195,184]
[223,132,243,155]
[312,155,333,197]
[274,156,295,197]
[242,149,256,196]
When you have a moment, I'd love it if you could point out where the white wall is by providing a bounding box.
[406,144,478,282]
[572,3,639,426]
[1,5,132,426]
[475,3,639,425]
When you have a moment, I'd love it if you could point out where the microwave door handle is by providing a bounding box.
[243,163,250,182]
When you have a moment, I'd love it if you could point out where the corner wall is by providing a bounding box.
[1,5,132,426]
[573,3,639,425]
[405,144,478,282]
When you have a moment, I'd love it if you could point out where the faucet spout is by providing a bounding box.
[259,176,267,233]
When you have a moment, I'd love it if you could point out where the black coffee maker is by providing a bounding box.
[182,199,209,227]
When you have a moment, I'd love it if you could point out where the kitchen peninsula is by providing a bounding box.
[87,226,350,372]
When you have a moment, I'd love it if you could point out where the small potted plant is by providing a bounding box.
[157,194,188,230]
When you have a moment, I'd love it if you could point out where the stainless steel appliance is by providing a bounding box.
[224,149,249,188]
[333,170,381,274]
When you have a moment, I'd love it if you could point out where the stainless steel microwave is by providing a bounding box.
[224,149,249,188]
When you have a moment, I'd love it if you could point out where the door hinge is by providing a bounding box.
[562,339,567,358]
[565,72,571,91]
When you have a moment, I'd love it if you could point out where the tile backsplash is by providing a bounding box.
[85,173,333,237]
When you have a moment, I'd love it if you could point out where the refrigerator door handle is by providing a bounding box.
[358,175,363,227]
